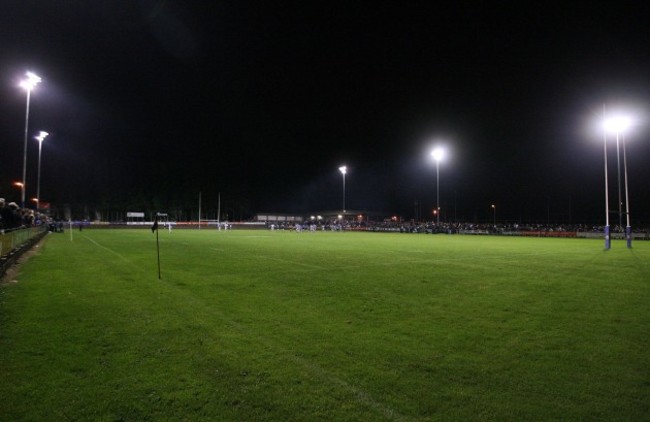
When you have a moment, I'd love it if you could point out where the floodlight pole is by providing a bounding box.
[431,148,443,226]
[21,89,32,208]
[35,131,49,210]
[342,172,346,212]
[19,72,42,209]
[615,131,623,230]
[603,126,611,250]
[339,166,347,213]
[622,133,632,248]
[436,160,440,225]
[604,112,633,249]
[491,204,496,227]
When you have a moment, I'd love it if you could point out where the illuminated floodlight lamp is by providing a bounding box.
[19,71,42,91]
[431,147,444,162]
[36,131,49,142]
[603,116,631,134]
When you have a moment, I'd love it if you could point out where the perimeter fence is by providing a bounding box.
[0,226,48,279]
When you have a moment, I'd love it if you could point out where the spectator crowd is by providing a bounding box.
[0,198,49,233]
[267,218,650,235]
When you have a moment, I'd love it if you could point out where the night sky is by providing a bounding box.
[1,1,649,224]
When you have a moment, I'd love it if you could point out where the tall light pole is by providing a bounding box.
[602,110,611,250]
[19,71,42,208]
[604,115,632,248]
[491,204,496,227]
[431,148,444,226]
[616,129,623,230]
[623,132,631,248]
[339,166,347,212]
[35,131,49,210]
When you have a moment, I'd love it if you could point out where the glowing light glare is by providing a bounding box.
[19,71,42,91]
[337,214,343,220]
[36,131,49,142]
[603,116,632,133]
[13,181,24,187]
[338,165,347,175]
[26,71,41,81]
[431,147,444,162]
[491,204,495,209]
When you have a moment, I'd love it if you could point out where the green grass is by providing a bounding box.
[1,229,648,421]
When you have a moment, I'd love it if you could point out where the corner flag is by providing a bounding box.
[152,214,159,233]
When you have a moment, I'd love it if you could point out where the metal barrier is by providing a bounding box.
[0,226,48,278]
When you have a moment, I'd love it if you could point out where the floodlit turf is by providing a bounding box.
[1,229,648,420]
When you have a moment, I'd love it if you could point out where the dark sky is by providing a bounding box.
[1,1,649,224]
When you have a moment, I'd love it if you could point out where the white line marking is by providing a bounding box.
[198,305,406,421]
[82,235,130,262]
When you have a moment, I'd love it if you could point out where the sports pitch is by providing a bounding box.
[1,229,648,420]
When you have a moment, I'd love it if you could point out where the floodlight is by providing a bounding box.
[603,116,631,134]
[19,71,42,91]
[431,147,444,162]
[36,131,49,142]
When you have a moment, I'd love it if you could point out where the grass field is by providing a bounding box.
[1,229,648,421]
